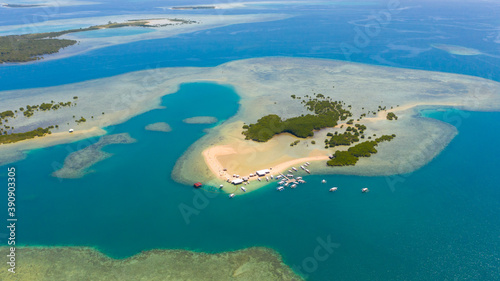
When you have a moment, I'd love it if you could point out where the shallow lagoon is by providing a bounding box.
[1,1,500,280]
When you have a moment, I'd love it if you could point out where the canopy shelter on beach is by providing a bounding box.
[256,169,270,177]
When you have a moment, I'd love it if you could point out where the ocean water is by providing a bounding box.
[1,1,500,280]
[1,87,499,280]
[69,27,155,38]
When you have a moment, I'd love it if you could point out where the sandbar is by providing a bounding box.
[52,133,136,178]
[0,246,302,280]
[145,122,172,132]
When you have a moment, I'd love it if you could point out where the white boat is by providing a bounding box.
[298,180,306,183]
[288,169,293,173]
[291,184,297,189]
[306,162,310,165]
[292,167,298,171]
[305,169,311,174]
[69,129,74,133]
[284,182,290,187]
[219,184,224,189]
[241,187,247,192]
[229,193,235,198]
[329,187,338,192]
[258,178,261,181]
[300,166,305,170]
[322,179,327,184]
[270,175,274,179]
[266,176,269,181]
[361,188,369,193]
[287,174,294,178]
[276,175,282,179]
[277,186,285,191]
[296,177,302,180]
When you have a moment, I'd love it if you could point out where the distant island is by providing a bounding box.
[171,6,215,10]
[0,19,196,63]
[1,3,45,8]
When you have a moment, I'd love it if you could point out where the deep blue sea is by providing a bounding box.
[0,1,499,280]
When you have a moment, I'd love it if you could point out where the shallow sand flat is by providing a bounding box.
[0,247,302,281]
[145,122,172,132]
[171,58,500,192]
[183,116,218,124]
[0,13,290,62]
[1,57,499,192]
[52,133,136,178]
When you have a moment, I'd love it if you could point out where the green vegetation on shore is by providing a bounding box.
[327,134,396,166]
[22,100,73,118]
[2,3,44,8]
[387,112,398,120]
[0,110,14,119]
[243,95,351,142]
[0,19,197,63]
[0,127,50,144]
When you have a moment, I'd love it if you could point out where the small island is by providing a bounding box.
[183,116,218,124]
[1,3,45,8]
[171,6,216,10]
[0,19,197,63]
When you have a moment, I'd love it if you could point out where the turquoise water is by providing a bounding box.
[1,1,500,280]
[69,27,155,38]
[1,84,499,280]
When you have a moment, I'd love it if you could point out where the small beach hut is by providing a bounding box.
[256,169,271,176]
[193,182,202,188]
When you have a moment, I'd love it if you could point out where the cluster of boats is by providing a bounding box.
[226,161,370,198]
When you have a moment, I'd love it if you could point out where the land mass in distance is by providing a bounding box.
[0,57,499,194]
